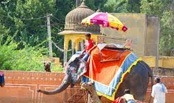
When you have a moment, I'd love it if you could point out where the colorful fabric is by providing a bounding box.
[81,12,128,32]
[112,97,125,103]
[83,46,140,100]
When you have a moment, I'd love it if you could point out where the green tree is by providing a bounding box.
[104,0,141,13]
[0,0,55,47]
[141,0,174,55]
[85,0,107,11]
[160,9,174,55]
[104,0,128,12]
[0,0,75,59]
[127,0,141,13]
[0,34,46,71]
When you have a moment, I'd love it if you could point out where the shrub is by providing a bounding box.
[0,35,46,71]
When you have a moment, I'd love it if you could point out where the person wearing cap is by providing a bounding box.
[151,77,168,103]
[113,89,135,103]
[122,89,135,103]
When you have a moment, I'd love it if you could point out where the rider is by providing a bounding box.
[80,33,95,62]
[80,33,95,84]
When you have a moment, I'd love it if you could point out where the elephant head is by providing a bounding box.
[37,53,86,95]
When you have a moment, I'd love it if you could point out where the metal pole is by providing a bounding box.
[76,0,80,7]
[47,14,53,57]
[155,17,160,70]
[64,50,67,66]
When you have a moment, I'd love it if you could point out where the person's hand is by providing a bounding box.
[79,53,84,59]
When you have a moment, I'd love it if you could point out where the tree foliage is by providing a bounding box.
[141,0,174,55]
[0,0,75,59]
[1,0,55,47]
[104,0,141,13]
[85,0,107,11]
[0,34,46,71]
[0,0,75,70]
[0,0,174,71]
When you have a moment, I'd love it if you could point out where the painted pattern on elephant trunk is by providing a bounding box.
[37,53,85,95]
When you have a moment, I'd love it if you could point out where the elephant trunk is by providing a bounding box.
[37,74,71,95]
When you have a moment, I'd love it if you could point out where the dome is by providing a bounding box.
[60,1,100,34]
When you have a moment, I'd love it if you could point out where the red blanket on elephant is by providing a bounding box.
[85,47,130,85]
[83,45,140,101]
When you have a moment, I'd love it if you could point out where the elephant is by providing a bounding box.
[38,44,153,102]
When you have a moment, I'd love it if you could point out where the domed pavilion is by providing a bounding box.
[59,1,101,63]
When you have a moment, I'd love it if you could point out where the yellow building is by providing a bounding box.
[58,1,100,64]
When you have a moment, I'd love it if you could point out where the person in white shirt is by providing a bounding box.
[151,77,168,103]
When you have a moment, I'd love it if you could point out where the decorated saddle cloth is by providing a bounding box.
[83,44,141,101]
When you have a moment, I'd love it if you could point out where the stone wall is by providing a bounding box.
[100,13,159,57]
[0,71,87,103]
[0,71,174,103]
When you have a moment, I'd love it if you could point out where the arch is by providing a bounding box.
[68,40,72,50]
[75,37,84,51]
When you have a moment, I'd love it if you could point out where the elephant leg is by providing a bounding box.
[114,61,152,101]
[128,70,149,101]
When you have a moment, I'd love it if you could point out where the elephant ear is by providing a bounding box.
[63,53,87,84]
[64,54,80,73]
[68,53,80,63]
[67,59,87,84]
